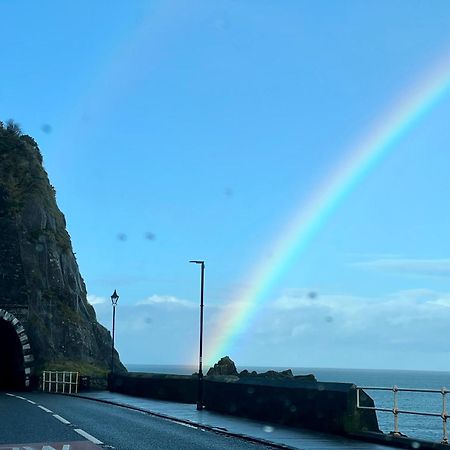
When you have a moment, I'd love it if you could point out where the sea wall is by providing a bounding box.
[204,377,379,434]
[110,372,197,403]
[109,373,379,434]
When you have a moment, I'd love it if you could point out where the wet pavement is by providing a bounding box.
[74,391,392,449]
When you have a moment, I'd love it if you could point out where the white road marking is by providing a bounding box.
[53,413,71,425]
[38,405,53,413]
[6,394,105,448]
[177,422,198,429]
[74,428,103,444]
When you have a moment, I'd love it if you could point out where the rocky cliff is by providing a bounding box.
[0,121,125,376]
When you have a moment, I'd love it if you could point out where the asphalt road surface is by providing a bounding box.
[0,392,273,449]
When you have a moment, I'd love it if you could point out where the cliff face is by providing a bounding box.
[0,121,125,376]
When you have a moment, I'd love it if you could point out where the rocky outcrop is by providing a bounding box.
[243,368,316,382]
[240,368,294,379]
[206,356,238,376]
[0,122,125,376]
[207,357,316,382]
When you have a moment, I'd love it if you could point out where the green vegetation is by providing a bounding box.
[0,120,48,214]
[57,299,82,324]
[0,119,73,254]
[38,360,108,377]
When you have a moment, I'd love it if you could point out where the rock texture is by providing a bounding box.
[207,356,316,382]
[0,121,125,376]
[206,356,238,377]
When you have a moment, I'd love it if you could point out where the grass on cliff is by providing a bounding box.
[39,360,109,378]
[0,120,73,255]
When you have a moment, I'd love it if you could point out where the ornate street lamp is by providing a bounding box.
[189,260,205,410]
[110,289,119,377]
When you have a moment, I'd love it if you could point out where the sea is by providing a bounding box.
[126,364,450,443]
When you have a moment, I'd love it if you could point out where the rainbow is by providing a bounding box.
[206,55,450,365]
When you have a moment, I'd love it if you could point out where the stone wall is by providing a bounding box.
[109,373,379,434]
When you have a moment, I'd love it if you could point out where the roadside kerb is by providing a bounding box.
[348,431,450,450]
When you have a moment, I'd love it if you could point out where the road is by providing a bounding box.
[0,392,272,449]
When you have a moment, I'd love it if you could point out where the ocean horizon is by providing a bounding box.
[126,363,450,443]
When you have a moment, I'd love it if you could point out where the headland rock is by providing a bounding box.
[0,121,125,383]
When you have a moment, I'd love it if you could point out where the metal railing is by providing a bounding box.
[42,371,79,394]
[357,385,449,444]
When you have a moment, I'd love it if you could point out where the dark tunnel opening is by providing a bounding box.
[0,318,25,390]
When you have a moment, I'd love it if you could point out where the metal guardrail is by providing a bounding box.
[357,385,449,444]
[42,371,79,394]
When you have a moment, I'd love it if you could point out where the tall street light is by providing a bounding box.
[189,260,205,410]
[110,289,119,378]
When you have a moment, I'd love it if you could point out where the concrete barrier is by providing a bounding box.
[109,373,379,434]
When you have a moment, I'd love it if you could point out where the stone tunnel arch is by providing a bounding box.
[0,309,33,389]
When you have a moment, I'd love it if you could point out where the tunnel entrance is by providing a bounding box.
[0,318,25,390]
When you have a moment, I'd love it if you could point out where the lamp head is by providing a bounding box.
[111,289,119,306]
[189,260,204,265]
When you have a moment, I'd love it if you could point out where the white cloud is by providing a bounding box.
[236,287,450,366]
[354,257,450,277]
[90,288,450,370]
[87,294,107,305]
[137,295,196,308]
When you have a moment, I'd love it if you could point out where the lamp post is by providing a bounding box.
[189,260,205,410]
[110,289,119,378]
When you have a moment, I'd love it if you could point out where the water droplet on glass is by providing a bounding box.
[41,124,52,134]
[224,187,233,197]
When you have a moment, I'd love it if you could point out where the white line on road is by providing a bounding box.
[53,413,71,425]
[26,399,36,404]
[177,422,198,429]
[5,393,15,397]
[37,405,53,413]
[74,428,103,444]
[15,395,25,400]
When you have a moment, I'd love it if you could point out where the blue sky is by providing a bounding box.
[2,1,450,370]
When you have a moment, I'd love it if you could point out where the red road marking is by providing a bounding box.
[0,441,101,450]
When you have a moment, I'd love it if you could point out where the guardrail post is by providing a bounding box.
[393,385,400,435]
[442,388,448,444]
